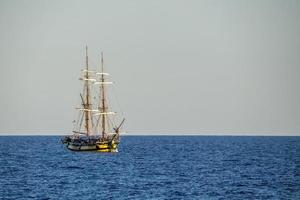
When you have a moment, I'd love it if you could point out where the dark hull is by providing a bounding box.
[67,143,97,151]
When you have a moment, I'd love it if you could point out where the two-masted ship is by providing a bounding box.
[62,47,125,152]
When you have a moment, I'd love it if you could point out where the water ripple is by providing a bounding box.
[0,136,299,199]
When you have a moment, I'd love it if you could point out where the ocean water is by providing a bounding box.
[0,136,299,200]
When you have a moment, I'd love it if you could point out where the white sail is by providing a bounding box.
[76,108,101,112]
[82,69,96,73]
[94,112,116,116]
[96,72,109,75]
[94,81,113,85]
[79,78,97,82]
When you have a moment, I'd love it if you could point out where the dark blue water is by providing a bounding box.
[0,136,299,199]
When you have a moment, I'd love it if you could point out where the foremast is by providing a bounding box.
[83,46,92,135]
[100,52,107,140]
[95,53,119,141]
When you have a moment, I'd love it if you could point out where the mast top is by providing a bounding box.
[101,52,104,73]
[85,45,89,71]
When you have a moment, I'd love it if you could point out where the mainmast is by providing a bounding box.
[100,52,106,139]
[84,46,92,135]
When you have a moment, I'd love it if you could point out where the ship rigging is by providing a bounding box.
[62,46,125,152]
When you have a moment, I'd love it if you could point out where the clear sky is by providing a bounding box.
[0,0,299,135]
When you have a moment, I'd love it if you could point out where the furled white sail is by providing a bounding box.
[79,78,97,82]
[94,81,113,85]
[94,111,116,116]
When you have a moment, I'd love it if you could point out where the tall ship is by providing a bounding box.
[62,47,125,152]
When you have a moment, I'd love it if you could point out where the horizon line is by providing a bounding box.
[0,132,299,136]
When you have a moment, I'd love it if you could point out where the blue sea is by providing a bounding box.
[0,136,299,199]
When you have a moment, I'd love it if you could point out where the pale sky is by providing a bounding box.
[0,0,299,135]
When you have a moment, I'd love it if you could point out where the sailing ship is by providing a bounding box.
[62,47,125,152]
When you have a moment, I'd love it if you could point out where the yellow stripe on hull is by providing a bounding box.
[98,144,109,149]
[96,143,119,153]
[98,149,110,152]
